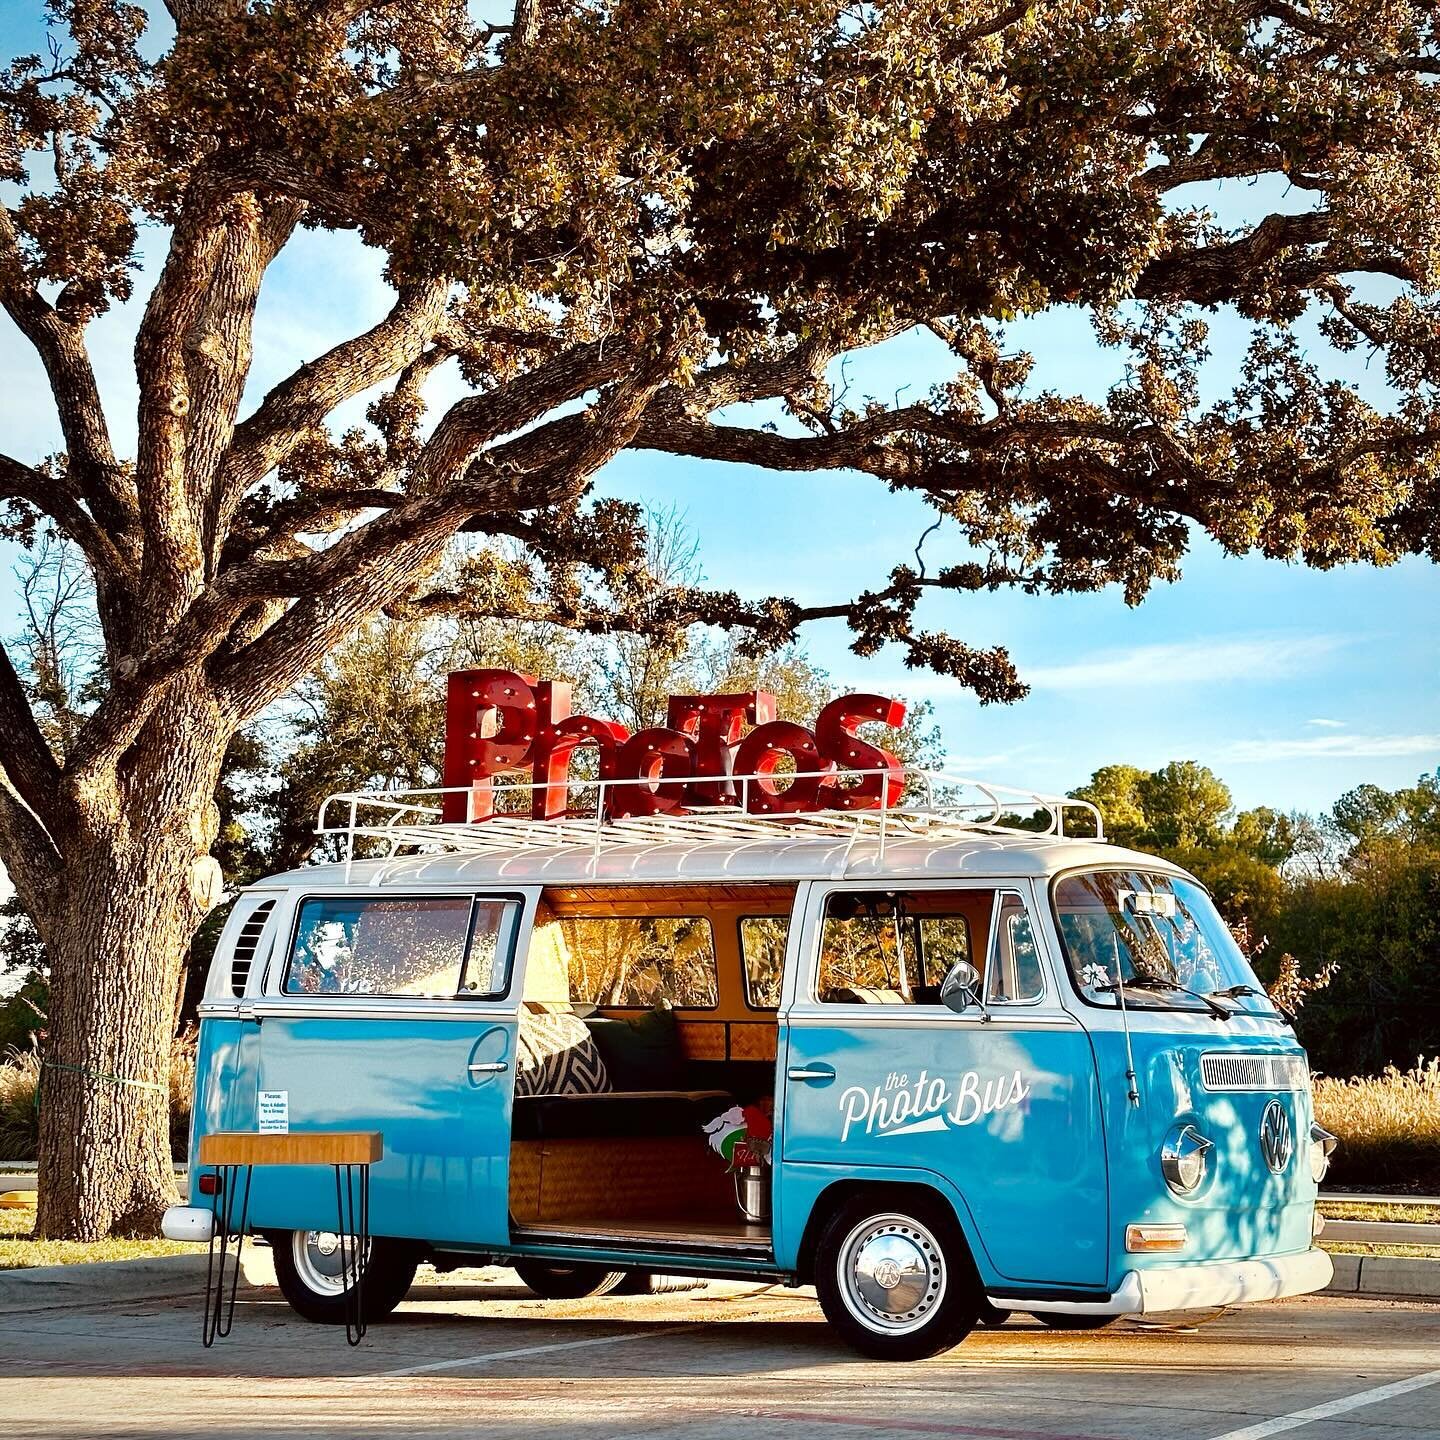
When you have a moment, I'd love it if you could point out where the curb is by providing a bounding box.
[1324,1253,1440,1300]
[0,1246,276,1314]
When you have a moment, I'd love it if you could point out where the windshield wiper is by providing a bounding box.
[1207,984,1293,1024]
[1101,974,1234,1021]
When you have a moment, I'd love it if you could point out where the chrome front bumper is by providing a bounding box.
[994,1248,1334,1316]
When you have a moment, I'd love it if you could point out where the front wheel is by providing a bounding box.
[266,1229,419,1324]
[814,1194,979,1360]
[1032,1311,1120,1331]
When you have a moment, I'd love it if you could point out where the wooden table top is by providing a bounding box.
[196,1132,382,1166]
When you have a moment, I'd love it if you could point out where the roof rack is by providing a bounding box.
[315,766,1104,868]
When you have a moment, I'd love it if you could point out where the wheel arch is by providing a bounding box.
[792,1175,989,1287]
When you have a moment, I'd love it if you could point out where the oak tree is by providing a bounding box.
[3,0,1439,1235]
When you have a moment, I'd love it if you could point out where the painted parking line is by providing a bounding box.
[364,1296,820,1380]
[1206,1368,1440,1440]
[364,1323,698,1378]
[744,1410,1112,1440]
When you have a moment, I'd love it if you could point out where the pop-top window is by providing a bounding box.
[1053,871,1273,1014]
[555,916,718,1008]
[739,916,790,1009]
[284,895,519,998]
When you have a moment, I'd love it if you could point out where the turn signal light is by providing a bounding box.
[198,1173,221,1196]
[1125,1222,1188,1253]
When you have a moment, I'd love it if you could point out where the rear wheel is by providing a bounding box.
[512,1260,628,1299]
[1031,1311,1120,1330]
[266,1229,419,1324]
[814,1193,980,1361]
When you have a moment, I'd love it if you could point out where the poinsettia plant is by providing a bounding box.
[703,1099,774,1170]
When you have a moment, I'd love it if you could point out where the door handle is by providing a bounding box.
[468,1061,508,1075]
[787,1065,835,1083]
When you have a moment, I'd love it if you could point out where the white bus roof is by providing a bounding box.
[254,832,1189,892]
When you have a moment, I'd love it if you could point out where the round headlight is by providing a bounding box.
[1309,1123,1338,1184]
[1161,1123,1213,1195]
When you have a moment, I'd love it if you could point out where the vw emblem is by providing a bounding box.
[1259,1099,1293,1174]
[871,1258,903,1291]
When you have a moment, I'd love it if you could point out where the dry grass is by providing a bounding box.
[0,1046,40,1162]
[1321,1240,1440,1259]
[1319,1199,1440,1223]
[0,1205,197,1270]
[1313,1058,1440,1191]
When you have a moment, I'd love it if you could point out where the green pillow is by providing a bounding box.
[586,1006,686,1090]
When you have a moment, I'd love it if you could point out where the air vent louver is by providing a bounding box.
[230,899,276,998]
[1200,1052,1309,1093]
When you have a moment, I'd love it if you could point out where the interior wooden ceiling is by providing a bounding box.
[541,882,796,913]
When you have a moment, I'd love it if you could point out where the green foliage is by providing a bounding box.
[1076,762,1440,1077]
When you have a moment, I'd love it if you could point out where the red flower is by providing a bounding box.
[742,1103,773,1141]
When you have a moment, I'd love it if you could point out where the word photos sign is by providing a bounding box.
[441,668,908,823]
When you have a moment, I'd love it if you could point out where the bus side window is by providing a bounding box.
[817,890,981,1005]
[739,916,789,1009]
[986,894,1044,1004]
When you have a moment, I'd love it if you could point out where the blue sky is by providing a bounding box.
[2,9,1437,822]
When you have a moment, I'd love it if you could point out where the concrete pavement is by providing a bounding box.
[0,1273,1436,1439]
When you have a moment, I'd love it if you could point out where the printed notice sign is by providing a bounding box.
[258,1090,289,1134]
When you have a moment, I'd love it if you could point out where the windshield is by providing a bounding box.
[1053,870,1276,1015]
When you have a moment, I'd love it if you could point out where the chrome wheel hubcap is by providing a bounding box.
[839,1213,946,1334]
[292,1230,365,1296]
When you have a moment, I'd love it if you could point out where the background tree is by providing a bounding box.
[4,0,1440,1236]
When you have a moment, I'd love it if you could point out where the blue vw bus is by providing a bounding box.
[167,782,1334,1360]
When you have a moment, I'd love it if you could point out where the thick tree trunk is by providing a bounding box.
[34,679,228,1240]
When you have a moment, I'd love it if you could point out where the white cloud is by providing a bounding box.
[1219,733,1440,763]
[1306,718,1346,729]
[1026,633,1348,691]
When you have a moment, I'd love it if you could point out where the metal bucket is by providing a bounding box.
[733,1164,771,1223]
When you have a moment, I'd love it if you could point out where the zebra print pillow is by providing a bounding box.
[514,1011,612,1097]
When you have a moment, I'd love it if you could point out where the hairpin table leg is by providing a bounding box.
[203,1165,252,1347]
[335,1162,370,1345]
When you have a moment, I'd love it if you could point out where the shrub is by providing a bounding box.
[1313,1058,1440,1191]
[0,1047,40,1162]
[169,1030,196,1161]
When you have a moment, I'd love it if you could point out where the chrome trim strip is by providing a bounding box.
[244,1001,523,1022]
[785,1010,1080,1031]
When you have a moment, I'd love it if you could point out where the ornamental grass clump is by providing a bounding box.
[0,1047,40,1162]
[1313,1059,1440,1191]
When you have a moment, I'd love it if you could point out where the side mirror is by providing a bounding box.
[939,959,983,1014]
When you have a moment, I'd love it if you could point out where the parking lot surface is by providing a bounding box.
[1,1275,1437,1440]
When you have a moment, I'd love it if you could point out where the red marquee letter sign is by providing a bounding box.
[442,670,543,822]
[732,721,828,813]
[666,691,777,805]
[816,694,908,810]
[530,687,630,819]
[610,728,696,818]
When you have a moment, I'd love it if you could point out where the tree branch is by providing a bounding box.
[0,639,63,835]
[0,208,135,546]
[220,278,451,521]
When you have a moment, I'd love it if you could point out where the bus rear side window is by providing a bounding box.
[284,895,518,998]
[739,916,790,1009]
[551,916,718,1008]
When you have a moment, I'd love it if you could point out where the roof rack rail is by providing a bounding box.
[315,766,1104,866]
